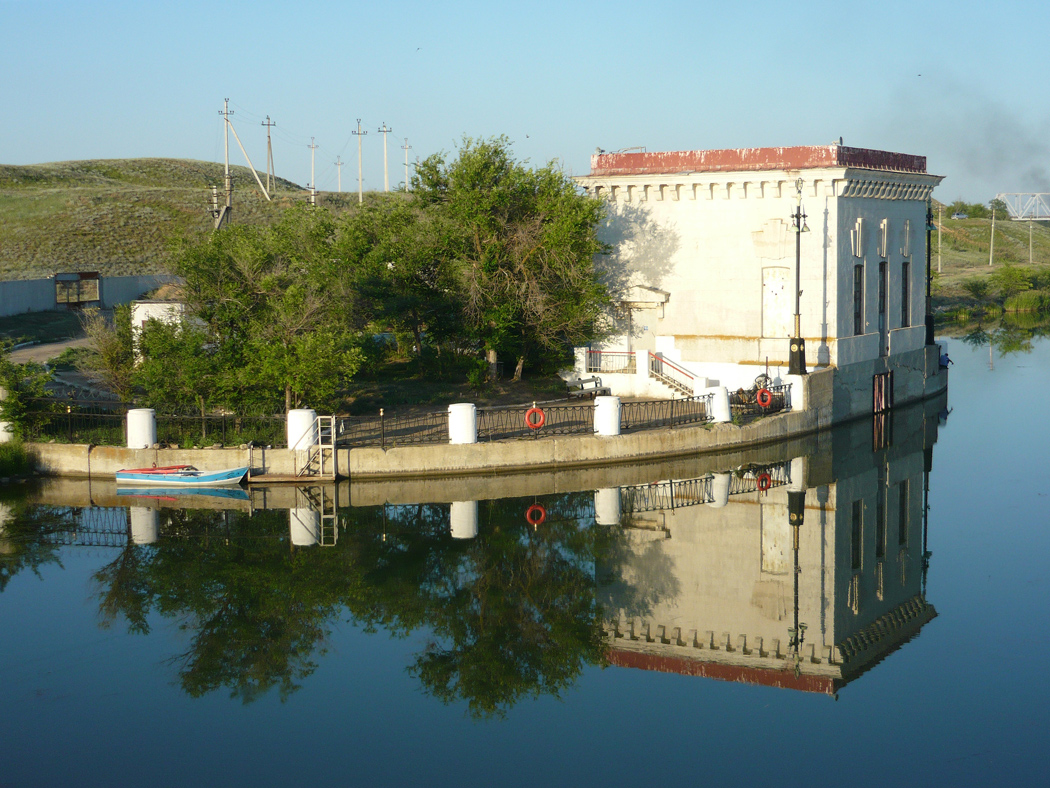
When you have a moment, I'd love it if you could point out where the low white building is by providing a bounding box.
[576,144,945,421]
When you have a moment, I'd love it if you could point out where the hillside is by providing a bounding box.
[931,198,1050,306]
[0,158,341,279]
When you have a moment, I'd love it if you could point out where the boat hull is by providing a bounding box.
[115,466,249,487]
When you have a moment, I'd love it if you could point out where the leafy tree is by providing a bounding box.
[989,263,1032,300]
[170,204,363,411]
[0,343,56,440]
[961,277,990,301]
[414,136,609,379]
[78,305,135,401]
[989,198,1010,218]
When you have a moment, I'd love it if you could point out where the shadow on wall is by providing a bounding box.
[597,201,681,298]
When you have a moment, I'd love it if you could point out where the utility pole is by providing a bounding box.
[1030,219,1034,264]
[353,119,367,204]
[308,137,318,206]
[261,115,276,194]
[214,98,233,229]
[402,137,412,190]
[335,156,344,193]
[378,123,392,192]
[989,207,996,266]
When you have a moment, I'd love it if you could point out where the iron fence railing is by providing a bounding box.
[336,410,449,448]
[478,401,595,441]
[729,383,792,421]
[586,350,636,374]
[620,393,713,431]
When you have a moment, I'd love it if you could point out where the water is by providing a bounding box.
[2,336,1049,787]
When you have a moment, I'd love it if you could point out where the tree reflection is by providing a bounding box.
[85,493,620,715]
[955,314,1050,357]
[0,496,75,593]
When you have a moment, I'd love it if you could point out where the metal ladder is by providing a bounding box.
[294,415,337,479]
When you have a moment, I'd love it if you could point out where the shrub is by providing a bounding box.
[961,278,990,300]
[990,264,1032,300]
[1004,290,1050,313]
[0,441,34,476]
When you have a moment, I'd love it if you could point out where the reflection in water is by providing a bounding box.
[599,398,940,696]
[3,396,943,711]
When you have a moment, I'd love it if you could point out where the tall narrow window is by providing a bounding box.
[876,471,887,561]
[853,265,865,335]
[898,480,910,546]
[851,500,864,571]
[901,261,910,327]
[878,261,888,356]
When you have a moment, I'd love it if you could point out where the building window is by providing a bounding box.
[901,261,910,327]
[898,480,909,546]
[853,265,864,335]
[851,500,864,571]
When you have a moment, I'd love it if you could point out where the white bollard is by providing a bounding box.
[450,500,479,539]
[289,508,320,546]
[707,387,732,423]
[287,408,318,451]
[707,472,731,508]
[785,374,806,412]
[127,408,157,448]
[130,506,159,545]
[448,403,478,445]
[788,457,806,492]
[594,487,622,525]
[593,395,621,437]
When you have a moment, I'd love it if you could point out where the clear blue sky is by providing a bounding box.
[2,0,1048,202]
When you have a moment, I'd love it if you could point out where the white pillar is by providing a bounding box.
[130,506,159,545]
[785,375,806,412]
[707,387,732,423]
[448,403,477,444]
[450,500,479,539]
[574,347,588,377]
[788,457,807,492]
[594,487,621,525]
[287,409,318,451]
[290,508,320,546]
[126,408,156,449]
[708,472,731,508]
[593,396,621,436]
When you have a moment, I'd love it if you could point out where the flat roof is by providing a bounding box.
[587,145,928,177]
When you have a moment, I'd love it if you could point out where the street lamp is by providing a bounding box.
[787,488,807,677]
[925,200,936,346]
[789,178,810,375]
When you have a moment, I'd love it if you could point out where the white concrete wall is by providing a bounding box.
[0,274,177,318]
[580,168,938,379]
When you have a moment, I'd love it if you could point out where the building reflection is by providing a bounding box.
[597,398,940,695]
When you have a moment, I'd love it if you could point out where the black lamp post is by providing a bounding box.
[925,200,936,346]
[787,489,807,677]
[789,178,809,375]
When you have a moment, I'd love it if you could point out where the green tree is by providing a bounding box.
[0,343,55,440]
[990,263,1032,301]
[989,197,1010,218]
[170,204,363,412]
[414,136,609,379]
[78,305,134,401]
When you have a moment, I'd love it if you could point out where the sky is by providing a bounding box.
[2,0,1048,202]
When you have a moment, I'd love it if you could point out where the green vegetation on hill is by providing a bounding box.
[0,158,307,279]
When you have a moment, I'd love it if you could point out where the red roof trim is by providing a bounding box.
[588,145,927,177]
[607,648,839,695]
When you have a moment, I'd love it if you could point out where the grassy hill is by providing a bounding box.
[931,198,1050,306]
[0,158,345,279]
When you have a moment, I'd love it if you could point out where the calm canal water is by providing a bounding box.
[2,334,1049,787]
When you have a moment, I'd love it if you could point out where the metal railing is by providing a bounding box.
[336,409,449,448]
[586,350,636,374]
[620,393,713,431]
[478,401,595,441]
[729,383,792,421]
[647,352,694,396]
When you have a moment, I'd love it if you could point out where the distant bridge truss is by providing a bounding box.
[996,193,1050,220]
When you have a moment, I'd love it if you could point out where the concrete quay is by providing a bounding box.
[26,361,947,482]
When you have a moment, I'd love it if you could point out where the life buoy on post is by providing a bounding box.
[757,473,772,491]
[756,388,773,408]
[525,504,547,526]
[525,407,546,430]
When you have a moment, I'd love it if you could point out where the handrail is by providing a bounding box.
[649,352,694,380]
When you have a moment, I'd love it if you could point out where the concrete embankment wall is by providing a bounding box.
[25,362,948,482]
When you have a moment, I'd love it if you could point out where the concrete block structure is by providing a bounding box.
[576,144,945,421]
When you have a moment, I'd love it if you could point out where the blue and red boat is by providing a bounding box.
[115,464,249,487]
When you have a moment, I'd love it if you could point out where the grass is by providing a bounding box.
[0,441,35,476]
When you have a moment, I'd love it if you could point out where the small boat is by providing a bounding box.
[115,464,249,487]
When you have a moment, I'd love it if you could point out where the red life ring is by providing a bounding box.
[525,407,546,430]
[757,473,772,491]
[525,504,547,526]
[756,388,773,408]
